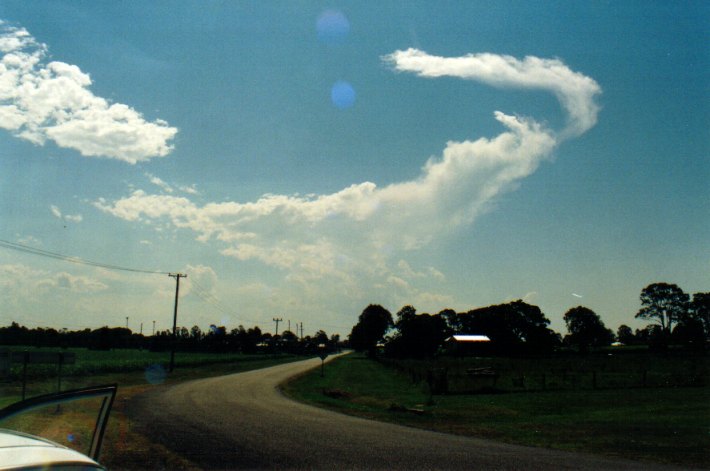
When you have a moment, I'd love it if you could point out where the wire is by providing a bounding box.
[188,278,262,326]
[0,238,170,275]
[0,239,350,334]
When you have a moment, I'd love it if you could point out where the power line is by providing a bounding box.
[0,238,170,275]
[188,278,262,326]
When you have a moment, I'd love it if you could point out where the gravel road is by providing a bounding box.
[129,355,689,470]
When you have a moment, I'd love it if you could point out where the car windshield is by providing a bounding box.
[0,384,116,461]
[0,2,707,470]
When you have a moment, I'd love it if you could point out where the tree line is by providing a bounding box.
[349,282,709,358]
[0,322,340,355]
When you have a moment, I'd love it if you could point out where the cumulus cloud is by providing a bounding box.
[95,49,600,312]
[0,264,107,295]
[0,20,177,163]
[183,263,218,298]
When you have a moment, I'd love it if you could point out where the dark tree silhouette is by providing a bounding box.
[314,330,329,345]
[672,318,705,350]
[563,306,613,352]
[616,324,634,345]
[635,283,689,334]
[456,300,559,354]
[438,308,460,333]
[385,306,449,358]
[691,292,710,339]
[348,304,393,356]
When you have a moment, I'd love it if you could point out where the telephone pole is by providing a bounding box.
[152,320,156,336]
[273,317,283,336]
[169,273,187,372]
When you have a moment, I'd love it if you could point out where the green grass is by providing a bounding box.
[282,353,710,469]
[380,350,709,392]
[1,346,284,381]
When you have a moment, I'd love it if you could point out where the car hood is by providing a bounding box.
[0,428,103,470]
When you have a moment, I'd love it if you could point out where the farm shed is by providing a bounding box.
[445,335,491,356]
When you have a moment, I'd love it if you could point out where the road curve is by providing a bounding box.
[129,355,686,470]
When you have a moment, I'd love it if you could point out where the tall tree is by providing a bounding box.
[635,283,689,334]
[563,306,614,351]
[691,292,710,339]
[386,306,449,358]
[457,300,559,353]
[348,304,393,356]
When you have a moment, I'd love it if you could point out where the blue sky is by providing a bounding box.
[0,1,707,337]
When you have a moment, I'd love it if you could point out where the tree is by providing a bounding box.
[563,306,614,352]
[690,292,710,339]
[314,330,329,345]
[635,283,689,334]
[385,306,449,358]
[349,304,393,356]
[438,308,461,334]
[616,324,634,345]
[456,300,559,354]
[672,318,705,350]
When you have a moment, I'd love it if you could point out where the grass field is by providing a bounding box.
[380,349,709,393]
[282,353,710,469]
[0,348,305,469]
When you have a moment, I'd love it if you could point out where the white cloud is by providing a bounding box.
[180,184,199,195]
[95,49,600,313]
[0,20,177,163]
[146,173,174,193]
[383,48,601,138]
[49,204,82,223]
[183,264,218,298]
[0,264,107,296]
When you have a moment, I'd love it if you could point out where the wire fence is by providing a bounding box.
[378,352,709,394]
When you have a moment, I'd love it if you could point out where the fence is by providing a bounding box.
[378,352,709,394]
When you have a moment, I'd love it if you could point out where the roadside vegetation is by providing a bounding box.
[0,349,306,470]
[285,281,709,468]
[283,352,709,469]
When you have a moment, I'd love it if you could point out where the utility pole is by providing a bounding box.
[152,320,156,336]
[126,317,129,329]
[140,323,143,335]
[273,317,283,336]
[300,322,304,340]
[168,273,187,372]
[288,320,291,333]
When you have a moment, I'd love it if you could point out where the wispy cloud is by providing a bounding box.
[50,204,82,223]
[0,20,177,163]
[383,48,601,138]
[146,173,174,193]
[95,49,601,312]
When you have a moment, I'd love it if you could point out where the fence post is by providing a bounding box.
[21,352,28,401]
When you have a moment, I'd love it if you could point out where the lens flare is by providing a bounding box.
[331,81,356,109]
[316,10,350,43]
[145,363,167,384]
